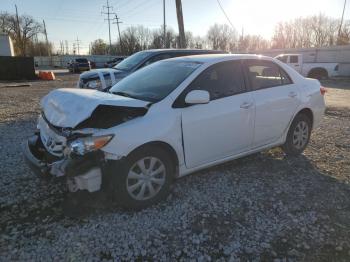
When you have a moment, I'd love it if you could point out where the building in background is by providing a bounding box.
[0,33,15,56]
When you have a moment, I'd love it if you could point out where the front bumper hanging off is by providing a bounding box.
[22,134,103,192]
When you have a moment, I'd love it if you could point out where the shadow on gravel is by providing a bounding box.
[1,116,350,260]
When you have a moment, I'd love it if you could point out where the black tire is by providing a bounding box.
[282,113,312,156]
[308,68,328,80]
[107,146,174,210]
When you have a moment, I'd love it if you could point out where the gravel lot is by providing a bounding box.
[0,74,349,261]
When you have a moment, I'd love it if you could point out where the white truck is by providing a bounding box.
[275,54,339,79]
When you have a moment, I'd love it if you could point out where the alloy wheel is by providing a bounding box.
[126,157,166,201]
[292,121,309,149]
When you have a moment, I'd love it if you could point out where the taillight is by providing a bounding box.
[320,87,327,95]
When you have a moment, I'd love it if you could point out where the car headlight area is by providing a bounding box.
[69,135,114,156]
[86,79,103,89]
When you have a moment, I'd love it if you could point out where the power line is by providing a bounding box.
[216,0,235,30]
[338,0,347,40]
[75,37,82,55]
[163,0,166,48]
[102,0,116,54]
[113,14,123,53]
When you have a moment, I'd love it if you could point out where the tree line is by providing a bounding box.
[0,12,53,56]
[91,13,350,56]
[1,11,349,57]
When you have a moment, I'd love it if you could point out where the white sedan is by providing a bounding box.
[23,54,326,209]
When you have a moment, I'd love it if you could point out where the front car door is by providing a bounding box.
[243,59,300,148]
[174,60,255,168]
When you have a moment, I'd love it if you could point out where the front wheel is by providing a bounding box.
[108,146,174,210]
[282,114,312,156]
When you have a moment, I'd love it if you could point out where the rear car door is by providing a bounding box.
[175,60,255,168]
[243,59,300,148]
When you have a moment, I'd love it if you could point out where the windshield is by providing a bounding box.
[114,51,151,71]
[110,60,202,102]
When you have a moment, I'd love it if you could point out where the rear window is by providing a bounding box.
[76,58,88,63]
[290,55,299,63]
[276,56,287,63]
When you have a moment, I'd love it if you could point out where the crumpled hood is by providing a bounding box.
[41,88,149,128]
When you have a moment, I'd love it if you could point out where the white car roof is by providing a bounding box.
[168,54,275,64]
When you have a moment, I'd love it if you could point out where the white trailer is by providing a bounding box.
[275,53,339,79]
[0,34,15,56]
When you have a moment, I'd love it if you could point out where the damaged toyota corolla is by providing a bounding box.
[23,54,325,209]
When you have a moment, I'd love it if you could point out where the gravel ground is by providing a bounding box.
[0,75,349,261]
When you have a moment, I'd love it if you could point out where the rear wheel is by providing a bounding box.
[108,146,174,210]
[308,68,328,80]
[282,114,312,156]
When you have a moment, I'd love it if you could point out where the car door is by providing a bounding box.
[243,59,300,148]
[175,60,255,169]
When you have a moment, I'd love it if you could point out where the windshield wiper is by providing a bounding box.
[111,91,137,99]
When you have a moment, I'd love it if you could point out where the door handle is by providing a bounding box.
[240,102,253,109]
[288,92,297,98]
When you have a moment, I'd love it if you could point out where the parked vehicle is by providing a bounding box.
[104,57,125,68]
[23,54,325,209]
[68,58,91,73]
[89,60,96,69]
[275,54,339,79]
[78,49,226,91]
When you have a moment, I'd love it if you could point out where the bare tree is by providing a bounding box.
[207,23,237,51]
[271,14,349,48]
[0,12,43,56]
[90,39,108,55]
[239,35,269,52]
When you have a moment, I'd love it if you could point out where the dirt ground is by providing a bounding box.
[0,74,349,260]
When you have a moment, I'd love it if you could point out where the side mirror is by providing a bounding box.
[185,90,210,105]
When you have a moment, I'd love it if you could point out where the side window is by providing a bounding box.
[245,60,292,90]
[290,55,299,63]
[173,61,245,107]
[276,56,287,63]
[190,61,245,100]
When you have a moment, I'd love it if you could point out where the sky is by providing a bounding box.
[1,0,349,54]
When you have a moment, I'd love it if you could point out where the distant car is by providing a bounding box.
[78,49,226,91]
[89,61,96,69]
[23,54,325,209]
[104,57,125,68]
[275,54,339,80]
[68,58,91,73]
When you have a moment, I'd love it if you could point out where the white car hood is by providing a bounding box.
[41,88,149,128]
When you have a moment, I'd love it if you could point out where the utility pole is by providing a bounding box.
[102,0,115,54]
[75,37,81,55]
[43,20,50,56]
[14,5,22,55]
[175,0,185,48]
[338,0,347,43]
[65,40,69,55]
[113,14,123,54]
[163,0,166,48]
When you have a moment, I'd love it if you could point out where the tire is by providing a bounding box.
[282,113,312,156]
[308,69,328,80]
[107,146,175,210]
